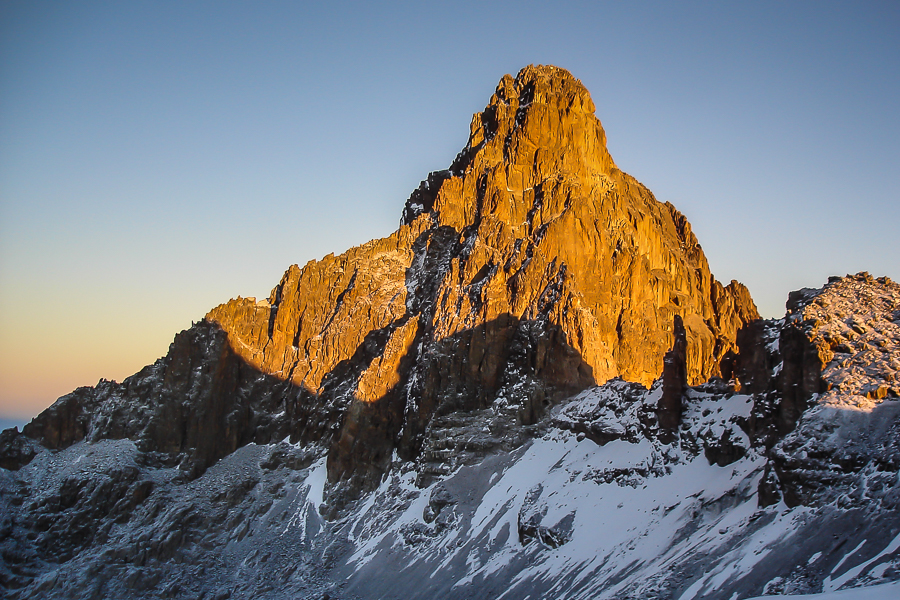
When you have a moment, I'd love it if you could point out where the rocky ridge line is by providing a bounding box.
[8,65,757,498]
[204,65,758,490]
[2,274,898,600]
[1,63,896,600]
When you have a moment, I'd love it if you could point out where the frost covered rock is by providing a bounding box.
[1,64,897,599]
[761,274,900,508]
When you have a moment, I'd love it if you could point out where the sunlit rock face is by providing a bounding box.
[3,66,900,600]
[3,274,899,600]
[207,65,758,488]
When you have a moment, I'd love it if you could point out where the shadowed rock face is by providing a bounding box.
[659,315,688,437]
[20,323,307,477]
[4,68,900,600]
[204,65,757,487]
[12,66,757,493]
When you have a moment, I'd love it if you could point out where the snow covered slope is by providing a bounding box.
[1,273,899,599]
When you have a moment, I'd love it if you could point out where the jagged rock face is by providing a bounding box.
[411,66,757,385]
[5,272,899,599]
[760,273,900,507]
[207,65,758,488]
[19,323,306,477]
[658,315,688,437]
[4,268,900,597]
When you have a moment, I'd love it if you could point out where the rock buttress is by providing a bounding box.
[205,65,758,490]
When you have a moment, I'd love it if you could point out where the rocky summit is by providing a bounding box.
[206,64,758,491]
[2,66,899,600]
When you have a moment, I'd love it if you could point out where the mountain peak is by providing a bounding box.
[4,66,899,600]
[403,64,616,229]
[200,66,758,489]
[499,65,596,114]
[13,66,758,492]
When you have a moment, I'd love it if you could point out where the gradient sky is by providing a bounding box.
[1,1,898,428]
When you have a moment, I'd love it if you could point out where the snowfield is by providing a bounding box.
[2,274,899,599]
[5,377,899,599]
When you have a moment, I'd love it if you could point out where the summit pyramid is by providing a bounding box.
[19,66,759,491]
[194,65,761,488]
[6,66,900,600]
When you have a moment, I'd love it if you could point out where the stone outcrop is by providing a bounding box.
[8,66,758,493]
[18,323,302,477]
[204,65,757,489]
[658,315,687,436]
[781,273,900,411]
[759,273,900,506]
[735,273,900,449]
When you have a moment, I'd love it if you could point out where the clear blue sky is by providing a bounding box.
[1,0,898,426]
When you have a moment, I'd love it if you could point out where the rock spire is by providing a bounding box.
[205,65,758,487]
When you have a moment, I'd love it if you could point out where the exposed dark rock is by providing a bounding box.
[703,428,748,467]
[1,67,898,600]
[776,319,829,436]
[19,323,306,479]
[0,429,37,471]
[659,315,688,436]
[731,319,782,395]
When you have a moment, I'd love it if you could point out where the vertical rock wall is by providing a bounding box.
[205,66,758,487]
[15,66,758,490]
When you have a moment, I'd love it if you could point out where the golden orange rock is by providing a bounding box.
[206,65,759,487]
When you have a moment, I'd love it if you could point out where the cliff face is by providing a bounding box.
[6,66,900,600]
[4,274,898,600]
[206,65,757,487]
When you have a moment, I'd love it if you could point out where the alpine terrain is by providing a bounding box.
[2,66,899,600]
